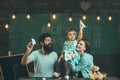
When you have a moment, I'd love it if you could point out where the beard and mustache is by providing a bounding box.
[43,43,53,54]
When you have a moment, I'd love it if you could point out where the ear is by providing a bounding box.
[40,42,44,46]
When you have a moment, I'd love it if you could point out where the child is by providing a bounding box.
[54,25,83,79]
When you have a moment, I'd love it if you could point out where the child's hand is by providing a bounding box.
[69,52,76,58]
[80,24,83,30]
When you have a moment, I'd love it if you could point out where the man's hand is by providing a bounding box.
[53,72,60,77]
[27,42,34,53]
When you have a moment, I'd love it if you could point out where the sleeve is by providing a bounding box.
[62,41,67,51]
[72,57,90,72]
[55,52,58,61]
[77,30,83,40]
[29,51,36,62]
[74,51,80,64]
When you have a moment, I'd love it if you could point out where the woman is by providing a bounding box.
[71,39,94,78]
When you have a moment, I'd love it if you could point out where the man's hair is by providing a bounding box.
[66,27,77,34]
[38,33,51,43]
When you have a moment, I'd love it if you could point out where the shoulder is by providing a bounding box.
[83,53,93,59]
[30,49,41,56]
[32,49,41,54]
[51,51,58,56]
[73,40,77,45]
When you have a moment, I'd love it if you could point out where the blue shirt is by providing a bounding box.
[29,49,58,77]
[63,40,80,66]
[71,52,94,78]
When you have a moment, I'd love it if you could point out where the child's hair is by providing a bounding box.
[66,27,77,34]
[78,38,90,53]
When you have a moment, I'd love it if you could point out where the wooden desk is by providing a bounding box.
[0,54,29,80]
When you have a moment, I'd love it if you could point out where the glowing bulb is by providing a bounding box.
[108,16,112,21]
[5,23,9,29]
[97,16,100,21]
[69,16,72,22]
[26,14,31,19]
[12,14,16,19]
[52,14,56,19]
[47,22,51,28]
[82,15,86,20]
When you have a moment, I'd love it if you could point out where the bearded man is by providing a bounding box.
[21,33,58,77]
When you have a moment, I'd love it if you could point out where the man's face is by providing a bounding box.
[67,31,77,41]
[44,37,52,45]
[43,37,53,54]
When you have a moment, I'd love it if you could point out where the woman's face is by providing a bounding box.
[67,31,77,41]
[76,40,86,53]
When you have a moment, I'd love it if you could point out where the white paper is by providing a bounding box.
[80,20,86,28]
[31,38,36,45]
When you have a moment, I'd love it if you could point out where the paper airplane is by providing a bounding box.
[80,20,86,28]
[31,38,36,45]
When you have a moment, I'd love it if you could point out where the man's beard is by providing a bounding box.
[44,43,53,54]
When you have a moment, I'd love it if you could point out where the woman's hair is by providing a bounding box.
[78,38,90,53]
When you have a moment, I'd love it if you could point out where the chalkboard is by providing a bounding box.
[9,13,119,55]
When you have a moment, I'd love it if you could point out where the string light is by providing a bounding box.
[12,14,16,19]
[5,23,9,29]
[82,14,86,20]
[47,21,51,28]
[97,15,100,21]
[108,15,112,21]
[26,13,31,19]
[68,15,72,22]
[52,13,56,19]
[82,12,87,20]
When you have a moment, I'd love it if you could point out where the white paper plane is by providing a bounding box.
[80,20,86,29]
[31,38,36,45]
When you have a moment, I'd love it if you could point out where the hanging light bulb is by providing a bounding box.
[108,15,112,21]
[82,12,87,20]
[26,13,31,19]
[52,13,56,19]
[47,21,51,28]
[5,23,9,29]
[82,14,86,20]
[68,15,72,22]
[12,14,16,19]
[97,15,100,21]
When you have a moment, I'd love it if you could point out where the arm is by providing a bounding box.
[21,42,34,65]
[71,57,90,72]
[77,24,83,40]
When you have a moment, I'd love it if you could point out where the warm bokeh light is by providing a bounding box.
[82,15,86,20]
[26,14,31,19]
[108,15,112,21]
[68,16,72,22]
[97,15,100,21]
[12,14,16,19]
[52,13,56,19]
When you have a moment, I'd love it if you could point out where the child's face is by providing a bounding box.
[76,40,86,53]
[67,31,77,41]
